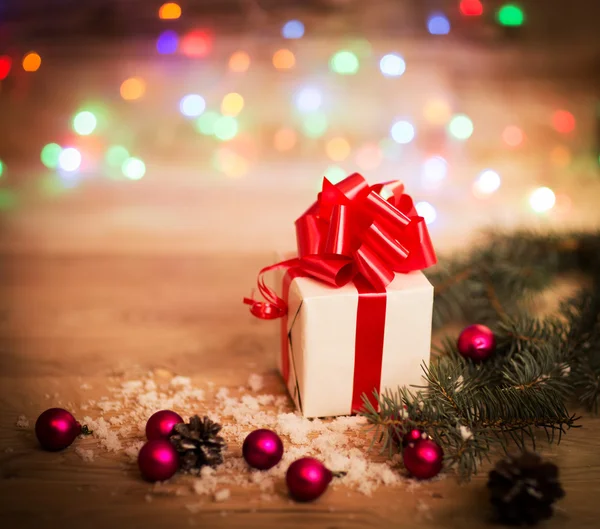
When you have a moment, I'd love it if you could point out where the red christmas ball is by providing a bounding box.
[286,457,332,502]
[138,440,179,482]
[145,410,183,441]
[35,408,81,451]
[457,324,496,362]
[243,429,284,470]
[402,428,426,447]
[403,438,444,480]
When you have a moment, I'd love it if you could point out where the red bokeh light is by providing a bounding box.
[0,55,12,80]
[181,29,213,58]
[459,0,483,16]
[552,110,576,134]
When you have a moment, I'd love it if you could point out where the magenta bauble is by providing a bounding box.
[286,457,332,502]
[145,410,184,441]
[35,408,81,451]
[403,438,444,480]
[138,440,179,482]
[457,324,496,362]
[242,429,284,470]
[402,428,426,447]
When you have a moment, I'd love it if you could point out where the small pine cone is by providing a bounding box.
[488,452,564,525]
[169,415,226,471]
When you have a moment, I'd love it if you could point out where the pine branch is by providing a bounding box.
[363,230,600,480]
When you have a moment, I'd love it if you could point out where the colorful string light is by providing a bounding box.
[415,201,437,224]
[58,148,82,172]
[460,0,483,16]
[73,111,97,136]
[40,143,62,169]
[448,114,474,140]
[22,52,41,72]
[273,49,295,70]
[473,169,501,195]
[158,3,181,20]
[180,94,206,118]
[390,120,416,144]
[221,93,244,117]
[282,20,305,39]
[157,31,179,55]
[181,30,213,58]
[122,157,146,180]
[120,77,146,100]
[497,4,525,27]
[295,87,322,113]
[214,116,239,141]
[0,56,11,80]
[427,13,451,35]
[552,110,576,134]
[330,50,359,75]
[379,54,406,77]
[529,187,555,213]
[229,51,250,73]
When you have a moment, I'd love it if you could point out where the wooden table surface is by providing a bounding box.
[1,31,600,528]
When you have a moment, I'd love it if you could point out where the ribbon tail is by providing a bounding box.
[243,258,300,319]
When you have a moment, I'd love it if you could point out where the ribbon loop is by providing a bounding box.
[244,173,436,318]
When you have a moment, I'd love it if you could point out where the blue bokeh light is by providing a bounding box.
[282,20,305,39]
[427,13,451,35]
[157,30,179,55]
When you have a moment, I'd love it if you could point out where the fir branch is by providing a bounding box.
[363,230,600,480]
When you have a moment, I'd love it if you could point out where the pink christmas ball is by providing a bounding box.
[286,457,332,502]
[403,438,444,480]
[243,429,284,470]
[145,410,183,441]
[35,408,81,451]
[402,428,426,447]
[457,324,496,362]
[138,440,179,482]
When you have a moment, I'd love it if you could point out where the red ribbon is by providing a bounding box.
[243,173,436,317]
[243,172,436,413]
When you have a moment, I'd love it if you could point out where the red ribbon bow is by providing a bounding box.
[244,173,436,318]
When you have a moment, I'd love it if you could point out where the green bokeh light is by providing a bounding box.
[302,113,328,138]
[497,4,525,26]
[448,114,474,140]
[195,111,220,135]
[121,157,146,180]
[330,50,360,75]
[105,145,130,168]
[73,111,98,136]
[324,165,347,184]
[213,116,239,141]
[0,160,4,177]
[40,143,62,169]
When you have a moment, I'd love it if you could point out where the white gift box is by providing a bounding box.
[272,255,434,418]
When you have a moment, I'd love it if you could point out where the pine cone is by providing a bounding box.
[488,452,564,525]
[169,415,226,471]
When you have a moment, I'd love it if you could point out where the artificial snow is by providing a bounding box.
[69,368,414,500]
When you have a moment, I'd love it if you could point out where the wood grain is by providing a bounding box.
[1,252,599,529]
